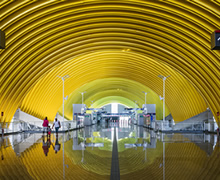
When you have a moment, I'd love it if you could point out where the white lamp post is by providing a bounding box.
[134,100,138,110]
[158,75,170,122]
[91,100,94,108]
[142,91,150,105]
[58,75,70,130]
[81,91,86,114]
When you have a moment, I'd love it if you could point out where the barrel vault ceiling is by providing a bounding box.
[0,0,219,124]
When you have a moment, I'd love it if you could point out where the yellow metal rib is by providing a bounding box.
[0,0,219,124]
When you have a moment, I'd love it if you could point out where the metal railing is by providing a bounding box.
[143,120,218,132]
[0,120,78,134]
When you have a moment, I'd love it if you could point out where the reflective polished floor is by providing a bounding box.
[0,123,219,180]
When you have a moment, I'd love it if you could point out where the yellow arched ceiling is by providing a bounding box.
[0,1,219,124]
[21,51,205,122]
[57,78,170,120]
[92,97,136,109]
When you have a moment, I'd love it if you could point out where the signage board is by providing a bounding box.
[211,30,220,50]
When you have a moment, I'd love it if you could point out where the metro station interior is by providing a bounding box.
[0,1,220,179]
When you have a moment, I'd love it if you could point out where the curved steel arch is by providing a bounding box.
[0,0,219,125]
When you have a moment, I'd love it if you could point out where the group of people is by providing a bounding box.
[42,117,61,156]
[42,132,61,156]
[42,117,61,136]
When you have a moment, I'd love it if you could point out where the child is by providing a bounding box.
[48,126,51,137]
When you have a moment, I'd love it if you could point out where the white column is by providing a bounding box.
[145,93,146,105]
[163,78,165,122]
[82,93,84,105]
[63,135,65,179]
[163,141,165,180]
[63,78,65,131]
[82,93,83,114]
[58,75,70,131]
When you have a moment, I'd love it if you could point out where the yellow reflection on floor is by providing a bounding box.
[0,138,33,180]
[119,136,220,180]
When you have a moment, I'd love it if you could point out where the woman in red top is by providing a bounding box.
[42,117,49,135]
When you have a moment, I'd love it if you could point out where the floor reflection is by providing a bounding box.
[0,124,219,180]
[118,126,220,180]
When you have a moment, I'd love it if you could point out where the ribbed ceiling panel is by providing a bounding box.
[0,0,219,124]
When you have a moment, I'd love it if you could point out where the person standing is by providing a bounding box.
[52,118,61,136]
[42,117,49,135]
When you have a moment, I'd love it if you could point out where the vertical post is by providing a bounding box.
[145,148,147,161]
[58,75,70,131]
[63,78,65,131]
[207,108,209,122]
[163,141,165,180]
[142,91,149,110]
[163,78,165,122]
[13,119,14,133]
[134,100,137,109]
[81,93,83,115]
[142,91,149,104]
[158,75,170,130]
[1,112,4,138]
[82,93,83,107]
[145,93,146,105]
[218,112,220,133]
[63,135,65,180]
